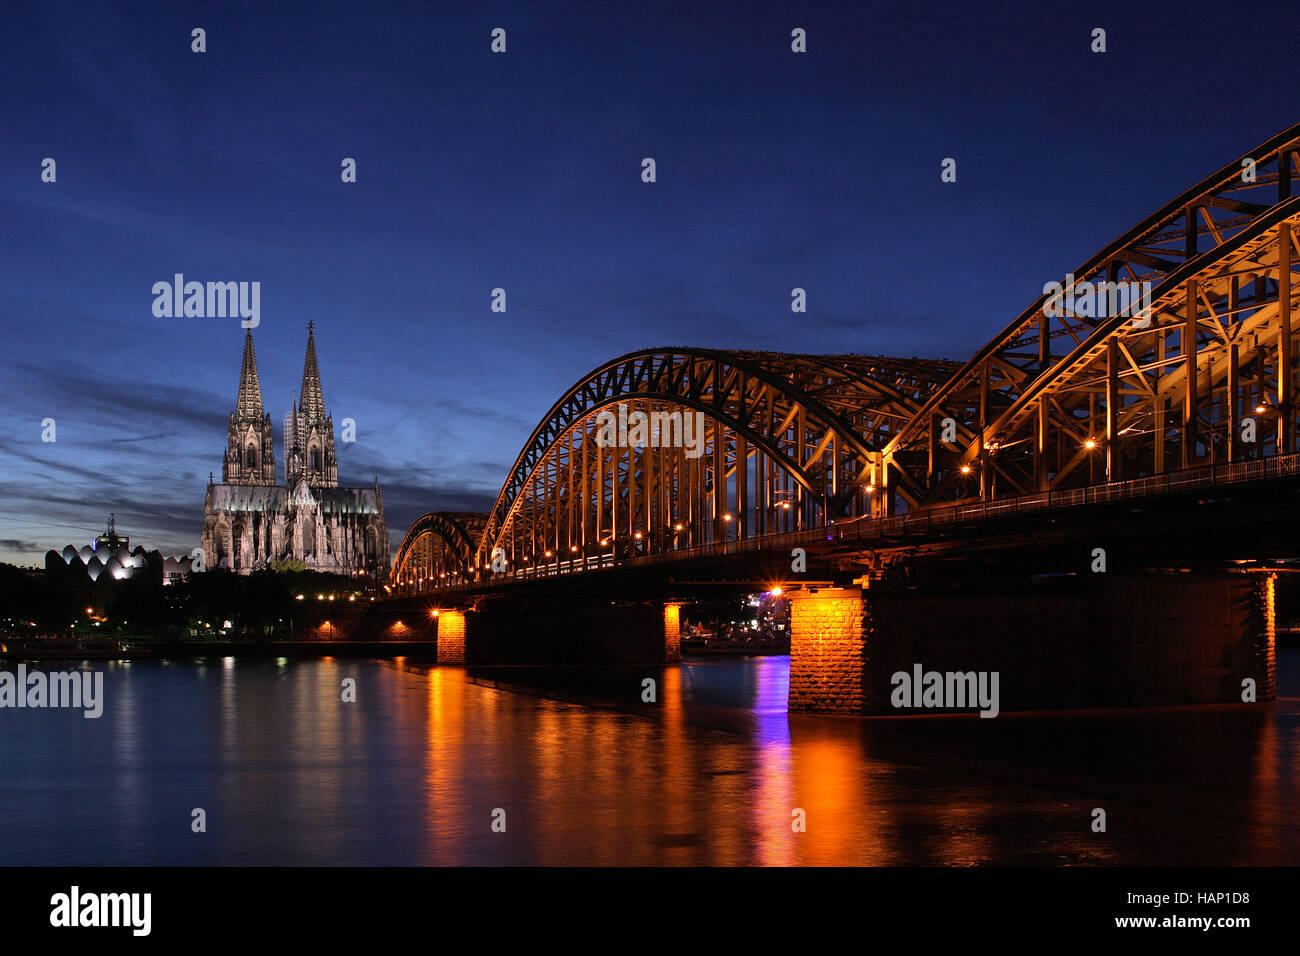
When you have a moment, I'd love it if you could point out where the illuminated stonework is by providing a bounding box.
[436,610,466,664]
[662,603,681,663]
[200,326,390,575]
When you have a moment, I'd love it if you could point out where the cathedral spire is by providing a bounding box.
[299,322,327,425]
[235,329,264,421]
[224,331,275,485]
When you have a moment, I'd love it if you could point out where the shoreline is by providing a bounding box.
[0,640,438,661]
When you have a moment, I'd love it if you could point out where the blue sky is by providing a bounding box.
[1,0,1296,564]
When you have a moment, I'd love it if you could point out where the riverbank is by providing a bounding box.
[0,638,437,660]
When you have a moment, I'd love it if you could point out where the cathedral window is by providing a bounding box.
[246,444,257,468]
[311,447,321,471]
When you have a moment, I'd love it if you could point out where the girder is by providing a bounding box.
[471,349,957,580]
[394,122,1300,595]
[884,122,1300,507]
[391,511,485,593]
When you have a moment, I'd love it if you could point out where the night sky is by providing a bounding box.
[1,0,1296,565]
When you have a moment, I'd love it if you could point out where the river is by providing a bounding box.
[1,650,1297,865]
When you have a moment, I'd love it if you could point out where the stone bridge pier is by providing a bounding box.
[788,573,1277,715]
[434,610,467,664]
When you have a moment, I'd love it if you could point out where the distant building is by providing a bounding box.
[51,517,153,584]
[200,325,390,574]
[161,554,195,585]
[95,514,129,553]
[46,517,193,588]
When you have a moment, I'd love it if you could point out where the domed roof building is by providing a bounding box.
[44,516,173,613]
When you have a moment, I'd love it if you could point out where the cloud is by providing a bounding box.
[0,538,42,554]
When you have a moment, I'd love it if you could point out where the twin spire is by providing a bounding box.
[235,323,326,421]
[235,330,264,421]
[298,321,327,426]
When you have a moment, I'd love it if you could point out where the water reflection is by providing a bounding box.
[0,651,1296,864]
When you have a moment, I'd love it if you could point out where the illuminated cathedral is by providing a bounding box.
[200,325,389,575]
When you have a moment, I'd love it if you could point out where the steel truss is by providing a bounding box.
[473,349,957,580]
[397,123,1300,593]
[391,511,485,594]
[882,123,1300,508]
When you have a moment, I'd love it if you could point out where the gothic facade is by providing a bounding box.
[201,326,390,576]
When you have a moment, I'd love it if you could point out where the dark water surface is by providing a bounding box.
[1,650,1297,865]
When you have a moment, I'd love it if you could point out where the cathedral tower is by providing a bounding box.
[203,325,388,575]
[284,322,339,487]
[222,330,276,484]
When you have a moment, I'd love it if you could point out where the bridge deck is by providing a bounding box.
[398,450,1300,598]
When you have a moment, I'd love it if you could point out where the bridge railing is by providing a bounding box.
[412,450,1300,592]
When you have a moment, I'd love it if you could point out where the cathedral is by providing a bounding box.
[201,325,390,576]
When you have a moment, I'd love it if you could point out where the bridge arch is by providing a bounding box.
[473,348,958,578]
[390,511,485,594]
[883,122,1300,508]
[396,124,1300,593]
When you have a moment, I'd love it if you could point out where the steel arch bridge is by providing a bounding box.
[880,122,1300,508]
[391,511,485,591]
[469,349,960,578]
[396,121,1300,594]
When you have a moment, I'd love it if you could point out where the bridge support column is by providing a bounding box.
[788,587,869,714]
[788,573,1276,716]
[1249,572,1278,702]
[436,610,467,664]
[662,603,682,663]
